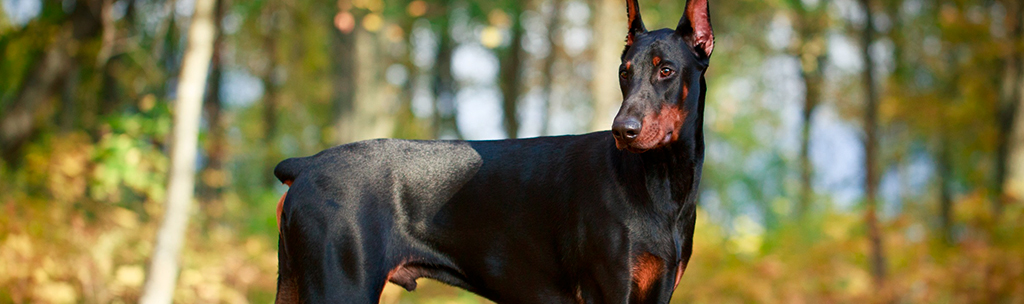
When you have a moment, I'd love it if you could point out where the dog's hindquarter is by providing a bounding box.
[276,139,489,302]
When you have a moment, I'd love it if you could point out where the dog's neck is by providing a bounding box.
[637,76,706,211]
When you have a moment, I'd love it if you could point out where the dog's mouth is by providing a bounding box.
[614,105,687,153]
[615,128,675,153]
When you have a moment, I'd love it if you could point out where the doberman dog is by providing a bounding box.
[273,0,713,302]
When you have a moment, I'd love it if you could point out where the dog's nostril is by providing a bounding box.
[612,118,642,141]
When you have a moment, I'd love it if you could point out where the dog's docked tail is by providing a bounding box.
[274,157,310,229]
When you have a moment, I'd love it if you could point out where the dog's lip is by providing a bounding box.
[610,126,675,152]
[617,129,673,153]
[614,137,647,153]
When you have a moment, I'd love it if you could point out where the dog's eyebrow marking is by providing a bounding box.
[626,61,632,70]
[652,56,661,66]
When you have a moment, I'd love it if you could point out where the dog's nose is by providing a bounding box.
[612,118,642,142]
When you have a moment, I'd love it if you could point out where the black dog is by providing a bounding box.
[274,0,713,302]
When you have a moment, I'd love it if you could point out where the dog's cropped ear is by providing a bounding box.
[625,0,646,47]
[675,0,714,59]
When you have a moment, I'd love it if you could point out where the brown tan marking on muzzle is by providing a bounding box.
[617,104,688,152]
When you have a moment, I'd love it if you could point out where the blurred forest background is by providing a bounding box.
[1,0,1023,302]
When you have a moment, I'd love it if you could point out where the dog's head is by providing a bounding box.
[611,0,714,153]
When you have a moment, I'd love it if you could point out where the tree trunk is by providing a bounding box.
[262,2,280,186]
[389,16,423,140]
[797,72,819,216]
[859,0,888,295]
[0,0,103,163]
[500,9,525,138]
[791,3,827,218]
[589,0,627,132]
[200,0,228,206]
[353,30,398,142]
[139,0,217,302]
[96,0,137,120]
[332,13,357,145]
[201,63,227,204]
[152,0,179,68]
[938,132,953,244]
[432,16,460,139]
[59,67,81,133]
[97,0,119,116]
[0,39,71,160]
[540,0,563,136]
[998,0,1023,214]
[797,46,824,217]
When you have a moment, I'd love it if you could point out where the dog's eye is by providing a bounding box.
[659,67,674,78]
[620,70,628,80]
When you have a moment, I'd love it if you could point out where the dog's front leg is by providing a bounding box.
[574,239,634,304]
